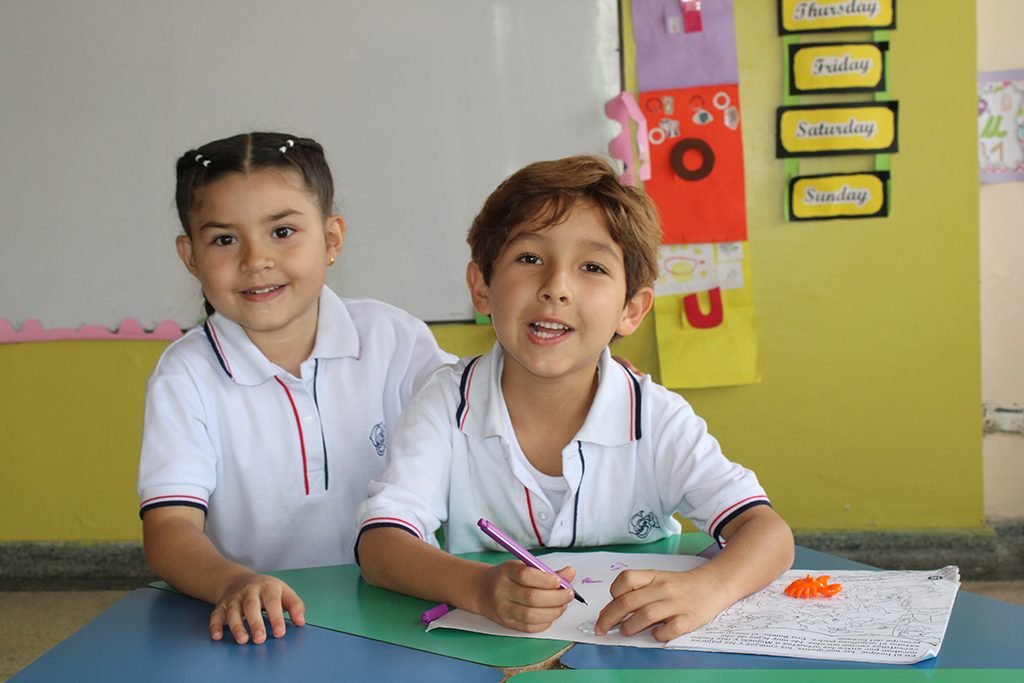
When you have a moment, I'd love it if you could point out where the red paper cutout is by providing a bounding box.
[683,288,723,328]
[640,85,747,244]
[681,1,703,33]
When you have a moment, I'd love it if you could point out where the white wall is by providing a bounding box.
[978,0,1024,520]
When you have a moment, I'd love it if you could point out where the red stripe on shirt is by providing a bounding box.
[458,360,480,431]
[361,516,424,541]
[275,377,310,495]
[524,487,544,547]
[206,320,233,377]
[140,494,208,507]
[621,364,636,441]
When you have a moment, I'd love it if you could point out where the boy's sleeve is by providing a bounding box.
[649,383,770,545]
[137,361,216,518]
[355,372,456,557]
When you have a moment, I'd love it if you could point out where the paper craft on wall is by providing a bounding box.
[788,41,888,95]
[788,171,890,221]
[654,243,760,389]
[777,0,896,35]
[978,69,1024,183]
[777,101,899,157]
[611,0,757,389]
[641,85,747,244]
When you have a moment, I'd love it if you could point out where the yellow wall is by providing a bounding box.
[0,1,982,542]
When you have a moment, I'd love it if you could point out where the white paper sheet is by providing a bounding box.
[427,552,960,665]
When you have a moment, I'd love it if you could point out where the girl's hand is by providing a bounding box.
[210,572,306,644]
[594,568,726,642]
[476,561,576,633]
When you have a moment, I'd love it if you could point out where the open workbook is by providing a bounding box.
[426,551,960,665]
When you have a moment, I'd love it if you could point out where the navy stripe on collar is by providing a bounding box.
[614,359,643,440]
[454,355,483,429]
[202,320,232,379]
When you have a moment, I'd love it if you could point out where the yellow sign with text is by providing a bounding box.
[776,102,898,157]
[790,172,889,221]
[778,0,895,34]
[790,42,886,94]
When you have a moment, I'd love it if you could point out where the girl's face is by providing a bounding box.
[176,169,343,355]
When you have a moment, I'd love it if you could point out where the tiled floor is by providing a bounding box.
[3,582,1023,680]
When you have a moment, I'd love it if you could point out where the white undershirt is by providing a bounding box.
[501,402,570,537]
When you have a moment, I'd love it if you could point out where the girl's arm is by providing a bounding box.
[142,506,306,644]
[594,504,793,641]
[358,526,575,633]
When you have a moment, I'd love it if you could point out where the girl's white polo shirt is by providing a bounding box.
[357,344,770,556]
[138,286,453,571]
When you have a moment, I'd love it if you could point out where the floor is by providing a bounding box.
[3,582,1023,680]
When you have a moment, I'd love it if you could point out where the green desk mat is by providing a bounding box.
[511,671,1022,683]
[152,533,716,669]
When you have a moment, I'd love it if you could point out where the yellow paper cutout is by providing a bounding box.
[779,0,895,34]
[791,172,887,220]
[777,103,897,156]
[654,246,759,389]
[792,43,884,92]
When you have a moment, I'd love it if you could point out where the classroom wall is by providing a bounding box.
[977,0,1024,520]
[0,1,988,542]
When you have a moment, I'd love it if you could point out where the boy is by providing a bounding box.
[356,156,793,641]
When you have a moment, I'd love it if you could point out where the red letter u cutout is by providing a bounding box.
[683,288,724,329]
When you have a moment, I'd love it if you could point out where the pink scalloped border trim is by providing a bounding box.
[0,318,183,343]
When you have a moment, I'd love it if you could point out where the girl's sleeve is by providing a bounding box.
[137,357,217,518]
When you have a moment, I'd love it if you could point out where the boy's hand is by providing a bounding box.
[210,572,306,644]
[594,568,726,642]
[477,561,576,633]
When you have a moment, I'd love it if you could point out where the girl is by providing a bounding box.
[138,132,452,645]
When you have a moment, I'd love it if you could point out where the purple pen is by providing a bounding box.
[477,518,587,605]
[420,602,450,626]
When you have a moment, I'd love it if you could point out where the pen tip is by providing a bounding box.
[575,593,588,606]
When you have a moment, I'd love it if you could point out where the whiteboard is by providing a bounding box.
[0,0,620,326]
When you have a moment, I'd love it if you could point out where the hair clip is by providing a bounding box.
[194,153,210,168]
[280,139,295,154]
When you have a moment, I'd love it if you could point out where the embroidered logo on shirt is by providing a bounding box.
[628,510,660,539]
[369,422,386,456]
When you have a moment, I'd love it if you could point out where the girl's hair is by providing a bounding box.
[467,155,662,302]
[175,132,334,235]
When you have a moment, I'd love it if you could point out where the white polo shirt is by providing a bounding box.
[357,343,770,556]
[138,286,454,571]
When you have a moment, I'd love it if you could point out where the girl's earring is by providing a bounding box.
[328,256,336,265]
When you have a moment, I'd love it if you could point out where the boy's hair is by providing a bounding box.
[467,155,662,301]
[175,132,335,235]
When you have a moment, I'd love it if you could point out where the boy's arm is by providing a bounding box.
[142,506,306,644]
[358,526,575,633]
[594,504,793,641]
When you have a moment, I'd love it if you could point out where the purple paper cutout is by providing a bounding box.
[631,0,739,92]
[605,92,651,187]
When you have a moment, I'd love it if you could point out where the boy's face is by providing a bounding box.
[468,202,652,389]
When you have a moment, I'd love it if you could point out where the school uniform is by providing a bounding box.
[357,343,770,556]
[138,286,454,571]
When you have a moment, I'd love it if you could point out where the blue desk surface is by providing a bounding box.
[560,546,1024,672]
[11,587,502,683]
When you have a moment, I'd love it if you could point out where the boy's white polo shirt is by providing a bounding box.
[138,286,453,571]
[357,343,770,556]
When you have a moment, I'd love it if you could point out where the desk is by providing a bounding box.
[11,587,502,683]
[12,538,1024,681]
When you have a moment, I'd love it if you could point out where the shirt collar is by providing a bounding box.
[456,343,642,446]
[203,286,360,386]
